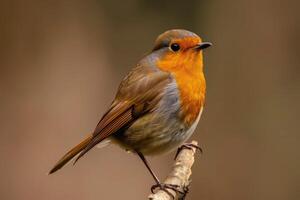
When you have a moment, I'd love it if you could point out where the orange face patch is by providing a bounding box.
[156,37,206,125]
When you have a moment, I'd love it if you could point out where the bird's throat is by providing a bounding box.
[157,51,206,125]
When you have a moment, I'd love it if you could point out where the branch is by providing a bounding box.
[148,141,199,200]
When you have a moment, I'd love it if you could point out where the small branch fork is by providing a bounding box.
[148,141,200,200]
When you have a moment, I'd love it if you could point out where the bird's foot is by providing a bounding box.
[174,143,203,160]
[151,183,186,199]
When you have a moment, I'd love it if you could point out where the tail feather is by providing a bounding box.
[73,135,104,165]
[49,135,92,174]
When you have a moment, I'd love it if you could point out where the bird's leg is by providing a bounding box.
[174,142,203,160]
[136,151,160,184]
[136,152,185,199]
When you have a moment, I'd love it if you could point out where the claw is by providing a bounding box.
[151,183,185,199]
[174,143,203,160]
[179,185,189,199]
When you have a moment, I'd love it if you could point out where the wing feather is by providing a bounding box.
[74,69,171,163]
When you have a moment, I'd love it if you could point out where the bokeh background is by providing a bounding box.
[0,0,299,199]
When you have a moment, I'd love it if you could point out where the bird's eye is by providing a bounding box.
[170,43,180,52]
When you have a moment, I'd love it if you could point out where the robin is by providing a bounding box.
[49,29,211,196]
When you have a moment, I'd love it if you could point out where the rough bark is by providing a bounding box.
[148,141,199,200]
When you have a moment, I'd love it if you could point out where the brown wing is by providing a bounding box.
[74,66,171,163]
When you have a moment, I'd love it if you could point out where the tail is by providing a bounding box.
[49,135,92,174]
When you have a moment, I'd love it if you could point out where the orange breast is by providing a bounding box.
[174,71,206,125]
[157,49,206,125]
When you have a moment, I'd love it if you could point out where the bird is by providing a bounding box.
[49,29,211,196]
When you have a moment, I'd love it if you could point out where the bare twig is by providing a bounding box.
[148,141,199,200]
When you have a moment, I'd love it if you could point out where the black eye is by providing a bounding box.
[170,43,180,52]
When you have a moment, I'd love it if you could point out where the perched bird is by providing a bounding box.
[49,29,211,195]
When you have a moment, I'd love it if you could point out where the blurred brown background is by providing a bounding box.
[0,0,299,199]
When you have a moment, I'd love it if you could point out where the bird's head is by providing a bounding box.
[152,29,211,74]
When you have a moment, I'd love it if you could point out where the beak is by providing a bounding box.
[194,42,212,50]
